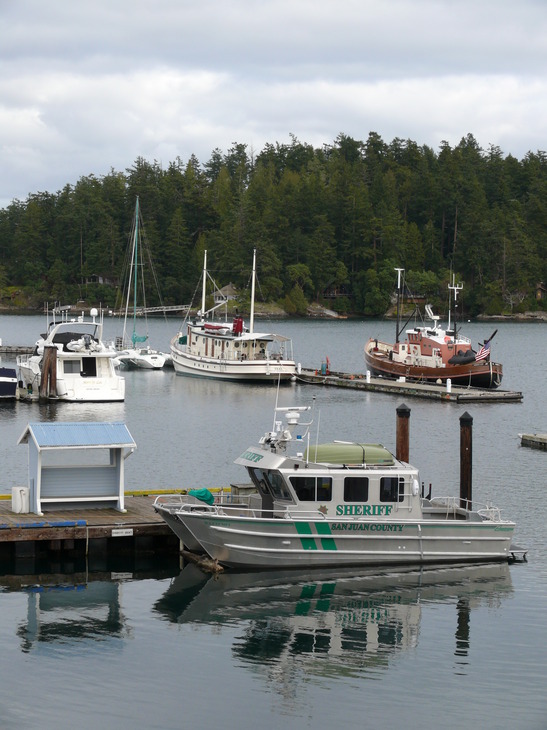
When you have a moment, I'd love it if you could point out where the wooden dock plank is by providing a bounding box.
[0,494,171,544]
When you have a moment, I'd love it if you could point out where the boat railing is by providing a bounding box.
[154,490,245,509]
[424,496,510,522]
[154,494,330,520]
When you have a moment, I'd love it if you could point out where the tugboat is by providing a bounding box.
[364,269,502,389]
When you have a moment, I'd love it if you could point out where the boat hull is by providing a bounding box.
[0,367,17,399]
[364,339,502,389]
[163,511,515,569]
[155,506,206,553]
[17,358,125,402]
[170,340,296,382]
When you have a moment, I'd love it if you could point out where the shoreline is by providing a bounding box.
[0,305,546,322]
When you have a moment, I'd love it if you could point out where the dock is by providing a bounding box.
[0,491,180,561]
[0,345,32,356]
[297,369,523,403]
[519,433,547,450]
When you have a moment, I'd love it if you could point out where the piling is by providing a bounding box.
[396,403,410,462]
[459,412,473,509]
[40,345,58,399]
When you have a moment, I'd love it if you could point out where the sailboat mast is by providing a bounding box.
[201,250,207,319]
[133,197,139,341]
[395,268,404,343]
[250,248,256,334]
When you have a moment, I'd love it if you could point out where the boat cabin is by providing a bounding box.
[235,442,421,519]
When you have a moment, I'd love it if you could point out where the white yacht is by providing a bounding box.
[17,306,125,402]
[170,249,296,382]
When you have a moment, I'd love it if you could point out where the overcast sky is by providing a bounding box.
[1,0,546,209]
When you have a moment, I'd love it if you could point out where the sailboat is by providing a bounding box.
[114,198,167,370]
[363,269,503,388]
[169,249,297,382]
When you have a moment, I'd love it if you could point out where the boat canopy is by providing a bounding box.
[234,332,291,343]
[305,442,395,466]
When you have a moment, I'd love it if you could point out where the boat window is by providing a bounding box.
[379,476,405,503]
[289,476,332,502]
[249,468,292,501]
[344,476,369,502]
[63,359,81,374]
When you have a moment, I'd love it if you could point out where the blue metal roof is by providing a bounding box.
[18,422,136,449]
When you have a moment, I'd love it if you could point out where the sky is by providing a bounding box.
[1,0,547,209]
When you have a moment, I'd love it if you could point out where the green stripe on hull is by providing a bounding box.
[295,521,316,550]
[315,522,337,550]
[294,521,338,551]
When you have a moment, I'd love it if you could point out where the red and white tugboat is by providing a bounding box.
[364,270,502,389]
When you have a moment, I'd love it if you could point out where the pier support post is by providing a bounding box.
[459,412,473,509]
[396,403,410,462]
[40,346,58,399]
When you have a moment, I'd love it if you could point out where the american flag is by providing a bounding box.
[475,340,491,362]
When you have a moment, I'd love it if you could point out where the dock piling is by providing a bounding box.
[459,412,473,509]
[396,403,411,462]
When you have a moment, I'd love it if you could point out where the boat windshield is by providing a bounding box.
[249,468,293,501]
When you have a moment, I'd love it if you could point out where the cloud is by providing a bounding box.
[1,0,546,208]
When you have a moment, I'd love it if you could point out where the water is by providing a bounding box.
[0,313,546,729]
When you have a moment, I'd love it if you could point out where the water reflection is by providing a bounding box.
[0,556,180,654]
[155,563,513,678]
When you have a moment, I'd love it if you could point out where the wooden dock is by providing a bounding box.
[0,345,32,356]
[0,492,180,561]
[519,433,547,450]
[297,369,523,403]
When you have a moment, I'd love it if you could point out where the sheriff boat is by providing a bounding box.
[154,402,518,570]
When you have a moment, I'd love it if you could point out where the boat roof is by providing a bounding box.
[235,332,291,343]
[235,442,398,470]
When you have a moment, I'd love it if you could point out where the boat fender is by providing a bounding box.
[412,479,419,496]
[448,350,476,365]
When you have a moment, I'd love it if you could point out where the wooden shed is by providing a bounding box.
[17,422,136,516]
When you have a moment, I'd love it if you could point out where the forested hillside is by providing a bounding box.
[0,131,546,317]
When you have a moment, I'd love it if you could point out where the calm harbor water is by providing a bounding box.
[0,312,546,729]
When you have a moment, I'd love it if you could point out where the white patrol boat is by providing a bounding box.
[154,403,517,569]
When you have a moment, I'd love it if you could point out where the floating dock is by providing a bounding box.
[297,369,523,403]
[519,433,547,450]
[0,345,32,356]
[0,492,181,561]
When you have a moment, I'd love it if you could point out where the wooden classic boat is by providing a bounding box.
[170,249,296,382]
[364,270,502,389]
[154,402,517,569]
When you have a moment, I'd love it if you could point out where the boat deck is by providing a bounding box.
[297,369,522,403]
